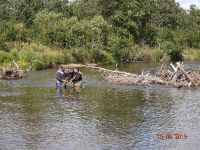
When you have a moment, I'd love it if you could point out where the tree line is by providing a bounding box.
[0,0,200,69]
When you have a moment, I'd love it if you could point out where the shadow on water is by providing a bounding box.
[0,62,200,150]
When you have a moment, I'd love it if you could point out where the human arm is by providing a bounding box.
[56,71,67,83]
[71,73,82,83]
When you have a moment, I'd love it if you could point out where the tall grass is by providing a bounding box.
[0,43,69,70]
[1,42,200,71]
[183,48,200,61]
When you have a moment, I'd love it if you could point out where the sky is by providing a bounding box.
[176,0,200,10]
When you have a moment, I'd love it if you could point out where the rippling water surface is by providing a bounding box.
[0,62,199,150]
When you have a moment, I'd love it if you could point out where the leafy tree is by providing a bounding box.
[33,10,63,44]
[189,5,200,27]
[15,0,45,26]
[70,0,101,19]
[0,0,13,21]
[44,0,71,17]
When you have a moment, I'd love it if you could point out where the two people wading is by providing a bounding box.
[56,65,82,92]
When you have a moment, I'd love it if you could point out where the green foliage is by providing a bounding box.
[158,28,175,43]
[183,29,200,48]
[144,23,157,46]
[63,49,75,63]
[15,0,45,26]
[93,50,115,64]
[152,49,165,61]
[0,0,200,65]
[0,22,30,44]
[195,50,200,60]
[151,0,185,30]
[99,52,115,64]
[107,31,135,62]
[70,0,100,19]
[189,5,200,27]
[33,10,64,45]
[0,43,68,70]
[0,41,10,52]
[0,51,14,64]
[45,0,71,17]
[161,41,183,61]
[71,48,92,63]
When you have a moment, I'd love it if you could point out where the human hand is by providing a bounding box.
[63,80,67,83]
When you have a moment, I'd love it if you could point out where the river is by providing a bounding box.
[0,62,199,150]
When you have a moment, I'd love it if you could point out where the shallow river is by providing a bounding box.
[0,62,199,150]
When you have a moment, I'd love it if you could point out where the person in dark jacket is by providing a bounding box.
[71,68,82,87]
[56,65,67,90]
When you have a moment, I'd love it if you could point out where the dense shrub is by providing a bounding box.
[0,43,67,70]
[71,48,93,63]
[0,51,14,64]
[93,50,115,64]
[0,42,10,52]
[161,41,183,61]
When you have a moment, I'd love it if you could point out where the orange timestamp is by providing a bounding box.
[157,133,188,140]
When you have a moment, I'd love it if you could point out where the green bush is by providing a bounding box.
[32,60,44,70]
[144,23,157,46]
[42,50,64,68]
[152,49,165,61]
[63,49,75,63]
[1,43,70,70]
[174,29,200,49]
[185,30,200,48]
[0,51,14,63]
[0,42,10,52]
[157,28,175,43]
[94,50,115,64]
[101,52,115,64]
[71,48,92,63]
[161,41,183,61]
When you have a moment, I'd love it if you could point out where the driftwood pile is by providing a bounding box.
[84,62,200,88]
[155,62,200,87]
[0,60,23,80]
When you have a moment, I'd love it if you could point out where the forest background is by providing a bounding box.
[0,0,200,70]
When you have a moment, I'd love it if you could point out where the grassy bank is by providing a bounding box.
[183,48,200,61]
[0,42,200,71]
[0,43,63,70]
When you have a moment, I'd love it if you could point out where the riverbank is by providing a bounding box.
[0,42,200,72]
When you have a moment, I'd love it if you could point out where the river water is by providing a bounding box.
[0,62,199,150]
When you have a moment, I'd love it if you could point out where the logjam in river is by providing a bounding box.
[81,62,200,88]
